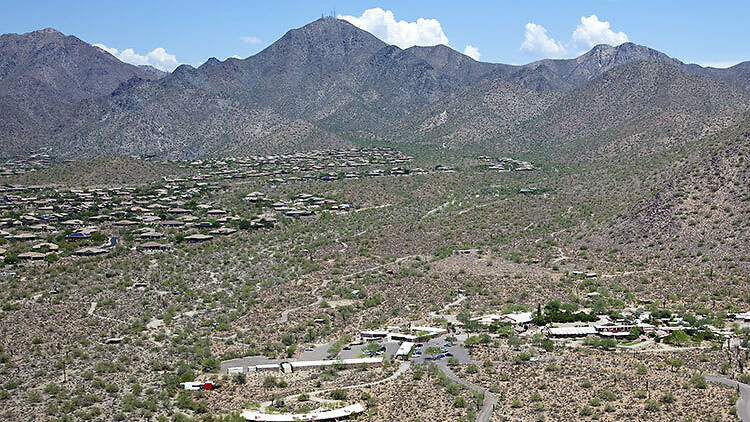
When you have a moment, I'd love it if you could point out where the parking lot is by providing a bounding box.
[220,333,472,374]
[410,335,471,365]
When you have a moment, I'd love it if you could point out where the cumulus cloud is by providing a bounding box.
[338,8,449,49]
[572,14,628,48]
[520,22,566,57]
[240,36,261,44]
[463,45,480,60]
[520,15,629,58]
[94,43,180,71]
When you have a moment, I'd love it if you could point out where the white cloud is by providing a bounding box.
[463,45,480,60]
[572,14,628,48]
[698,60,741,69]
[520,15,630,58]
[240,36,261,44]
[229,54,242,59]
[94,43,180,71]
[338,8,449,49]
[520,23,566,57]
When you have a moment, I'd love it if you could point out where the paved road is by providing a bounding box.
[309,361,410,395]
[436,362,497,422]
[706,375,750,422]
[266,361,411,408]
[256,362,411,412]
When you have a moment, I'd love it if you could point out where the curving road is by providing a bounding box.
[706,375,750,421]
[436,362,497,422]
[259,361,411,411]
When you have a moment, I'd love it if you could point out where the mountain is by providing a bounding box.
[1,18,749,159]
[522,60,750,158]
[383,60,750,161]
[137,65,168,79]
[52,80,350,159]
[381,77,561,147]
[42,18,522,158]
[522,43,681,89]
[696,61,750,91]
[156,18,513,131]
[0,27,161,154]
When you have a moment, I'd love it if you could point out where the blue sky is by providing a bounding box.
[1,0,748,71]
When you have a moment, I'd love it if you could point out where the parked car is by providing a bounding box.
[304,347,314,352]
[343,346,351,350]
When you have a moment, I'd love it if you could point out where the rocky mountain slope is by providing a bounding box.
[1,18,749,159]
[0,28,161,153]
[383,60,750,161]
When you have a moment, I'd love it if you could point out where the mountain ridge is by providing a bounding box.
[1,18,749,159]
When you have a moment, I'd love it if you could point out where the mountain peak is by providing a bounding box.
[580,42,680,65]
[288,16,369,36]
[36,27,62,35]
[254,16,386,69]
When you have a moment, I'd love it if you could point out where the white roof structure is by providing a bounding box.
[547,326,597,336]
[241,403,366,421]
[471,312,533,325]
[395,342,414,357]
[181,381,212,390]
[253,364,280,371]
[360,329,388,337]
[503,312,534,324]
[247,357,383,373]
[290,357,382,370]
[410,326,448,334]
[471,314,502,325]
[597,331,630,337]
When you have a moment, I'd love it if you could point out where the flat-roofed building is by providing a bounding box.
[546,326,597,338]
[395,342,414,360]
[241,403,365,421]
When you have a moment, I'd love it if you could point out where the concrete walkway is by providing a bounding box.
[706,375,750,422]
[436,362,497,422]
[260,362,411,411]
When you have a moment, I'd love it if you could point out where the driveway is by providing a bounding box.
[706,375,750,422]
[436,361,497,422]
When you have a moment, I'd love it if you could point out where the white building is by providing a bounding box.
[241,403,365,421]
